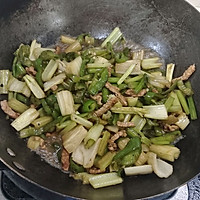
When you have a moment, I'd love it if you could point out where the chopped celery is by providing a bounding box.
[8,76,31,97]
[117,64,136,85]
[115,60,141,75]
[62,125,87,153]
[175,90,190,115]
[124,165,153,176]
[43,73,66,91]
[97,151,116,171]
[164,96,174,111]
[59,120,77,135]
[65,56,82,76]
[141,57,162,70]
[84,124,104,148]
[166,63,175,82]
[185,81,197,120]
[31,116,53,129]
[57,90,75,116]
[97,131,110,156]
[143,105,168,120]
[71,113,93,129]
[87,63,111,69]
[72,138,101,168]
[0,70,10,94]
[101,27,122,48]
[149,144,180,162]
[65,40,82,53]
[24,75,45,99]
[89,172,123,189]
[111,107,147,116]
[42,59,58,81]
[175,113,190,130]
[61,35,76,44]
[131,115,146,131]
[27,136,44,150]
[147,152,173,178]
[126,97,138,107]
[8,98,29,113]
[11,108,39,131]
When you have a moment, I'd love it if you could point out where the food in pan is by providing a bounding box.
[0,27,197,188]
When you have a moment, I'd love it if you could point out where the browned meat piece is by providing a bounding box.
[51,85,58,91]
[117,121,135,127]
[88,167,105,174]
[55,46,62,54]
[91,93,102,105]
[164,124,179,132]
[173,64,196,81]
[0,100,19,119]
[125,88,147,97]
[25,66,37,76]
[107,65,113,77]
[105,82,127,106]
[61,149,70,171]
[108,130,127,151]
[95,96,118,117]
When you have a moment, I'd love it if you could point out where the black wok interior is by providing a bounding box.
[0,0,200,199]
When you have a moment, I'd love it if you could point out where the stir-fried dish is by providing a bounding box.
[0,27,197,188]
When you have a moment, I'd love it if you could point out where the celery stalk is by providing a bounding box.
[97,151,116,171]
[71,113,93,129]
[65,40,82,53]
[117,64,136,85]
[87,63,111,69]
[143,105,168,120]
[61,35,76,44]
[0,70,10,94]
[149,144,180,162]
[62,125,87,153]
[89,172,123,189]
[8,76,31,97]
[175,90,190,115]
[111,107,147,116]
[141,57,162,70]
[31,116,53,129]
[101,27,122,48]
[11,108,39,131]
[8,98,29,113]
[115,60,141,75]
[166,63,175,82]
[24,75,45,99]
[42,59,58,81]
[57,90,75,116]
[124,165,153,176]
[97,131,110,156]
[84,124,104,148]
[43,73,66,91]
[65,56,82,76]
[59,120,77,135]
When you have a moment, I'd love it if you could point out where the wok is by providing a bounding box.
[0,0,200,199]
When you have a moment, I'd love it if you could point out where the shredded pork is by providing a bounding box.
[25,66,37,76]
[117,121,135,128]
[105,82,127,106]
[88,167,105,174]
[61,149,70,171]
[95,96,118,117]
[173,64,196,82]
[0,100,19,119]
[164,124,179,132]
[91,93,102,105]
[125,88,147,97]
[108,130,127,151]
